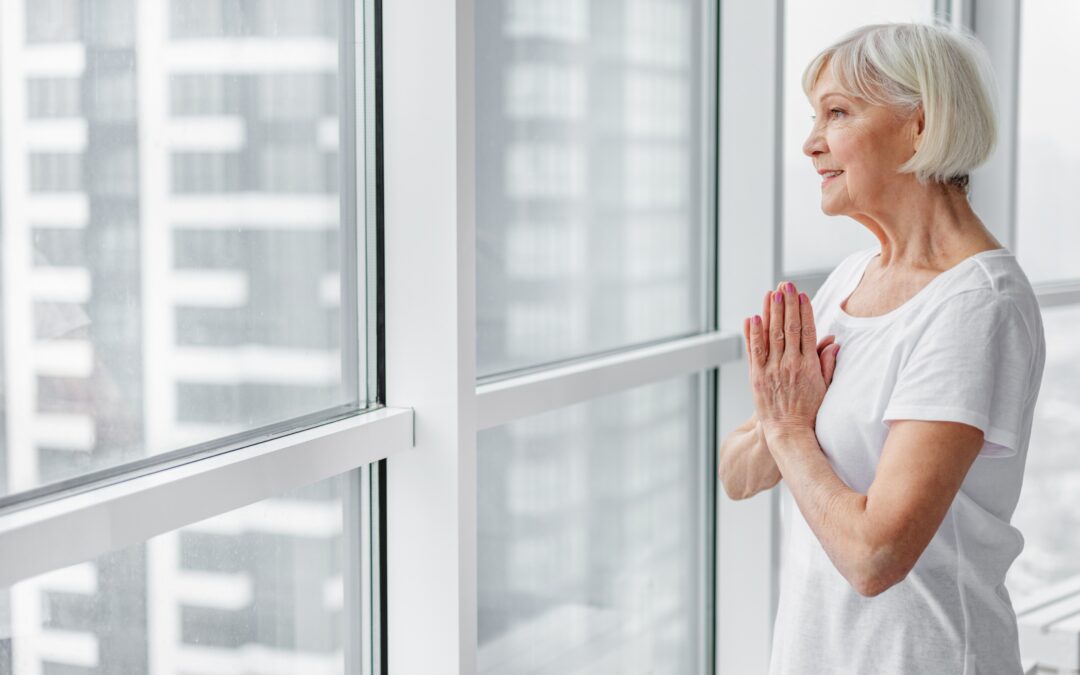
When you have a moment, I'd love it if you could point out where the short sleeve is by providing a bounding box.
[882,289,1035,458]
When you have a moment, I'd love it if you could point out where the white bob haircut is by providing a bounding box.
[802,22,998,191]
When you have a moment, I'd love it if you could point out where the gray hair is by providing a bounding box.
[802,22,998,191]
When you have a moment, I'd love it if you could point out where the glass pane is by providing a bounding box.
[478,374,713,673]
[476,0,715,378]
[782,1,936,276]
[0,471,358,673]
[1015,0,1080,285]
[0,0,365,500]
[1007,304,1080,599]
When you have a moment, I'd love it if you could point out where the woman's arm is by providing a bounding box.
[764,420,982,597]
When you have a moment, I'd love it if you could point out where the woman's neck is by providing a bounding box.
[851,182,1001,273]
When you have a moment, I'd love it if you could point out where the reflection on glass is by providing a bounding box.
[478,374,712,674]
[1015,0,1080,284]
[0,472,351,673]
[476,0,713,378]
[1008,304,1080,598]
[782,1,935,276]
[0,0,360,499]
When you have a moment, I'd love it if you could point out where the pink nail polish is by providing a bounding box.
[799,293,805,305]
[753,315,761,325]
[774,291,782,304]
[786,282,795,294]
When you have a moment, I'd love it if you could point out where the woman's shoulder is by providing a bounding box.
[926,250,1041,327]
[907,250,1044,357]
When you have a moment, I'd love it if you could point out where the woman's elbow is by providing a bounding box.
[722,481,754,501]
[852,570,906,598]
[718,463,777,501]
[718,467,750,501]
[850,547,913,598]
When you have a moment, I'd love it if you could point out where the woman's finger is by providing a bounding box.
[798,291,816,355]
[743,317,751,361]
[749,314,766,369]
[768,289,785,366]
[821,343,840,386]
[817,334,836,356]
[782,282,802,358]
[762,289,773,344]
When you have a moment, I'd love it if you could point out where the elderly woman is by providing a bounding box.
[718,23,1046,674]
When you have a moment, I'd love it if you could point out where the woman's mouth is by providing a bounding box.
[821,170,844,186]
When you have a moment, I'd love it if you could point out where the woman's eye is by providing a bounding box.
[810,108,846,122]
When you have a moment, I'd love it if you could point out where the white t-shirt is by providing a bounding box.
[768,246,1047,675]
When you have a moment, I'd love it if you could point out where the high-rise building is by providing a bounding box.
[1,1,349,672]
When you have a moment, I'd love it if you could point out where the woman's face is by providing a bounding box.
[802,67,923,217]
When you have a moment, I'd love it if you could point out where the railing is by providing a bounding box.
[1017,575,1080,673]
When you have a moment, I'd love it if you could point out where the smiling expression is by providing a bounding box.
[802,67,924,218]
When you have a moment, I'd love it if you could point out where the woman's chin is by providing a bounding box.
[820,200,843,216]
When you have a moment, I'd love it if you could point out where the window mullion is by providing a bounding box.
[969,0,1022,252]
[717,0,784,672]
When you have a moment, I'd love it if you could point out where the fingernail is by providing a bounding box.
[786,282,795,294]
[799,292,806,305]
[774,291,782,304]
[753,315,762,326]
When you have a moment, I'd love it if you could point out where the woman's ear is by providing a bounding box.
[911,105,926,153]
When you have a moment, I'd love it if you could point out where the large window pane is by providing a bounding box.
[0,0,366,501]
[476,0,715,378]
[1015,0,1080,285]
[478,374,713,673]
[1008,304,1080,598]
[0,471,360,673]
[782,1,935,276]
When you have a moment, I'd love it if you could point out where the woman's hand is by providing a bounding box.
[746,282,837,441]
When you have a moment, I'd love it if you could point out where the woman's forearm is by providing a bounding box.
[764,427,897,596]
[718,414,782,500]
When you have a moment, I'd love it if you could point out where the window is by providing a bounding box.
[476,0,714,378]
[1008,304,1080,597]
[1015,0,1080,285]
[1,0,368,502]
[1,469,370,673]
[478,374,713,673]
[1008,0,1080,605]
[475,0,718,671]
[782,0,937,276]
[1,0,392,672]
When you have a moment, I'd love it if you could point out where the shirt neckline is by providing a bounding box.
[834,246,1012,327]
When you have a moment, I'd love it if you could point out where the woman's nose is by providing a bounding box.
[803,125,825,158]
